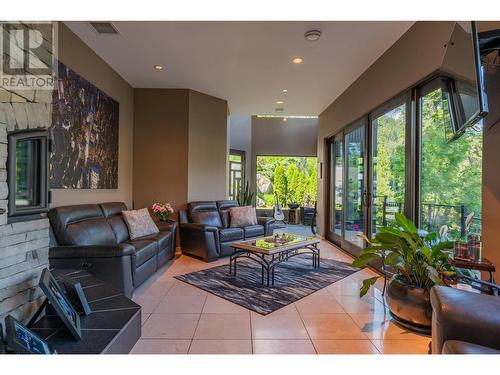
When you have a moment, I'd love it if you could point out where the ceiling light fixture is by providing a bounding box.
[154,65,163,71]
[282,89,288,93]
[304,30,322,42]
[276,100,284,105]
[275,108,284,113]
[292,57,303,64]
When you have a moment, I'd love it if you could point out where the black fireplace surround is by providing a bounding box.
[48,202,177,298]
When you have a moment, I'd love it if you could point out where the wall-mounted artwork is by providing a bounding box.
[50,62,119,189]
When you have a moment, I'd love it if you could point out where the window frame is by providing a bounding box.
[7,129,50,221]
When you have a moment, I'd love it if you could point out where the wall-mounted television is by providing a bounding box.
[439,21,488,140]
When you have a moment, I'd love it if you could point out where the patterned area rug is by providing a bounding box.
[175,255,358,315]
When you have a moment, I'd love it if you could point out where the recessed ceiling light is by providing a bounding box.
[154,65,163,71]
[275,108,284,113]
[276,100,284,105]
[282,89,288,93]
[292,57,303,64]
[304,30,322,42]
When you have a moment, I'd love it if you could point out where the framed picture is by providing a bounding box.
[5,315,56,354]
[39,269,82,340]
[59,274,92,316]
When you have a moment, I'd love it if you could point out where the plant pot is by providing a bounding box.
[385,279,432,336]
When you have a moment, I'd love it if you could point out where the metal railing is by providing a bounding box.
[374,196,481,237]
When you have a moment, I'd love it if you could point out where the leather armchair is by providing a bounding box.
[430,285,500,354]
[179,200,275,262]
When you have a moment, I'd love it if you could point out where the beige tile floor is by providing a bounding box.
[131,240,431,354]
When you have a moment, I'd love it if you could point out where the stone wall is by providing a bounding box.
[0,86,52,325]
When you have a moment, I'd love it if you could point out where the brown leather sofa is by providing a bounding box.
[48,202,177,298]
[430,285,500,354]
[179,200,275,262]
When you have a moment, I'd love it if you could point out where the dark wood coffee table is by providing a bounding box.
[230,234,321,286]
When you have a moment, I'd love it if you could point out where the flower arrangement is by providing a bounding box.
[151,202,174,222]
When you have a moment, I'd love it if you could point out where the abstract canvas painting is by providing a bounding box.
[50,62,119,189]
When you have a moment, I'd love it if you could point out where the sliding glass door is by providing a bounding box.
[344,122,366,248]
[370,99,407,235]
[326,120,367,253]
[325,76,483,262]
[327,134,344,242]
[326,102,407,254]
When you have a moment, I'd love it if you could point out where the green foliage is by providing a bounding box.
[273,164,287,206]
[419,89,482,238]
[256,156,317,208]
[237,180,254,206]
[352,213,458,297]
[372,88,482,238]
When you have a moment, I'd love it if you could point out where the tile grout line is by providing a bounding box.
[186,294,208,354]
[295,303,319,354]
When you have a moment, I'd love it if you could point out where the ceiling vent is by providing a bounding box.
[88,22,119,35]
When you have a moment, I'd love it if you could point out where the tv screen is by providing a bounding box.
[439,21,488,139]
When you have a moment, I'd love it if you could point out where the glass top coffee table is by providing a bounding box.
[229,233,321,286]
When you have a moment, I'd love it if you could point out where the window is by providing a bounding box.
[326,76,483,257]
[371,101,406,233]
[419,86,482,239]
[228,149,245,201]
[8,130,49,220]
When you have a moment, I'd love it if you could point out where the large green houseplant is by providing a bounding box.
[352,213,458,333]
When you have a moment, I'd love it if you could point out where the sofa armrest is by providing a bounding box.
[50,243,135,259]
[431,286,500,353]
[257,216,275,236]
[179,223,220,261]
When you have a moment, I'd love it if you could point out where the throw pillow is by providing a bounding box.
[229,206,258,228]
[122,208,159,239]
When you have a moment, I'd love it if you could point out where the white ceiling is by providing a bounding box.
[65,21,414,116]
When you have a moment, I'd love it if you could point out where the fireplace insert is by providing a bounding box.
[7,129,50,221]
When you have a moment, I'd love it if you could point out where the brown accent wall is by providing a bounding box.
[133,89,228,211]
[133,89,190,211]
[187,90,229,202]
[53,23,135,208]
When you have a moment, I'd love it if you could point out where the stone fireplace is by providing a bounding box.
[0,86,51,325]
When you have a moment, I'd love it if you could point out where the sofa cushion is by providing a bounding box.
[189,201,223,227]
[140,231,173,253]
[48,204,117,246]
[219,227,244,242]
[230,206,258,228]
[122,208,159,240]
[126,239,158,267]
[100,202,130,243]
[243,225,265,238]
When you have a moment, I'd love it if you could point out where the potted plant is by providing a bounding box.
[352,213,458,334]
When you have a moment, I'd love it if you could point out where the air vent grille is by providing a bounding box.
[89,22,119,35]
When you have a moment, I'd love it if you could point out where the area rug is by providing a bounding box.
[175,255,358,315]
